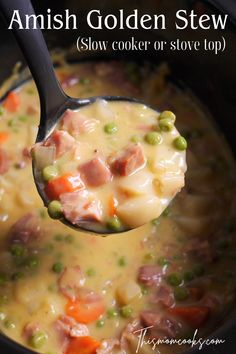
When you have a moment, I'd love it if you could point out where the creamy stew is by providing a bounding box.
[32,100,186,233]
[0,60,235,354]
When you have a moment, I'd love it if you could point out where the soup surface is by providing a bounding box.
[32,100,186,233]
[0,60,236,354]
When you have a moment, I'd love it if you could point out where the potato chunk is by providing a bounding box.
[117,170,154,197]
[116,281,141,305]
[117,195,162,228]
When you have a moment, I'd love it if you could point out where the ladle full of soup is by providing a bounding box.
[32,102,187,233]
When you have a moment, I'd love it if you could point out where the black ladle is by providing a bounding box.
[0,0,163,234]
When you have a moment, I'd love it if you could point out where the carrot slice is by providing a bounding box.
[168,306,210,328]
[107,194,117,216]
[65,336,101,354]
[45,173,84,200]
[0,132,9,144]
[3,91,20,112]
[66,297,105,324]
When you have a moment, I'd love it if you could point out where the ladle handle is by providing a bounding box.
[0,0,67,124]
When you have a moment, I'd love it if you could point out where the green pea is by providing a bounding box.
[193,264,205,277]
[159,118,174,132]
[0,274,7,286]
[18,115,28,122]
[120,306,133,318]
[174,287,189,301]
[96,319,105,328]
[167,272,183,287]
[144,131,162,145]
[106,216,122,232]
[48,201,63,219]
[151,217,160,226]
[130,135,141,143]
[183,271,195,282]
[158,111,176,123]
[42,165,58,182]
[29,331,48,349]
[4,320,16,329]
[118,256,127,267]
[162,206,171,217]
[26,256,39,269]
[104,122,118,134]
[141,286,149,295]
[52,262,64,274]
[86,268,96,277]
[10,244,26,257]
[157,256,170,266]
[107,308,118,318]
[173,136,187,151]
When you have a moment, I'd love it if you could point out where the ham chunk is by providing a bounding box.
[55,315,89,338]
[79,157,112,187]
[150,285,175,307]
[110,143,146,176]
[0,148,9,174]
[23,322,40,341]
[8,213,42,245]
[62,109,98,135]
[44,130,75,158]
[138,265,164,287]
[60,190,102,224]
[140,311,181,339]
[58,266,85,300]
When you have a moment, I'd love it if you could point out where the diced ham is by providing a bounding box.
[44,130,75,158]
[140,311,181,339]
[61,109,98,135]
[96,338,120,354]
[55,315,89,338]
[8,213,42,245]
[23,322,40,340]
[60,190,102,225]
[110,143,146,176]
[0,148,9,174]
[149,284,175,307]
[58,266,85,301]
[137,265,164,287]
[79,157,112,187]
